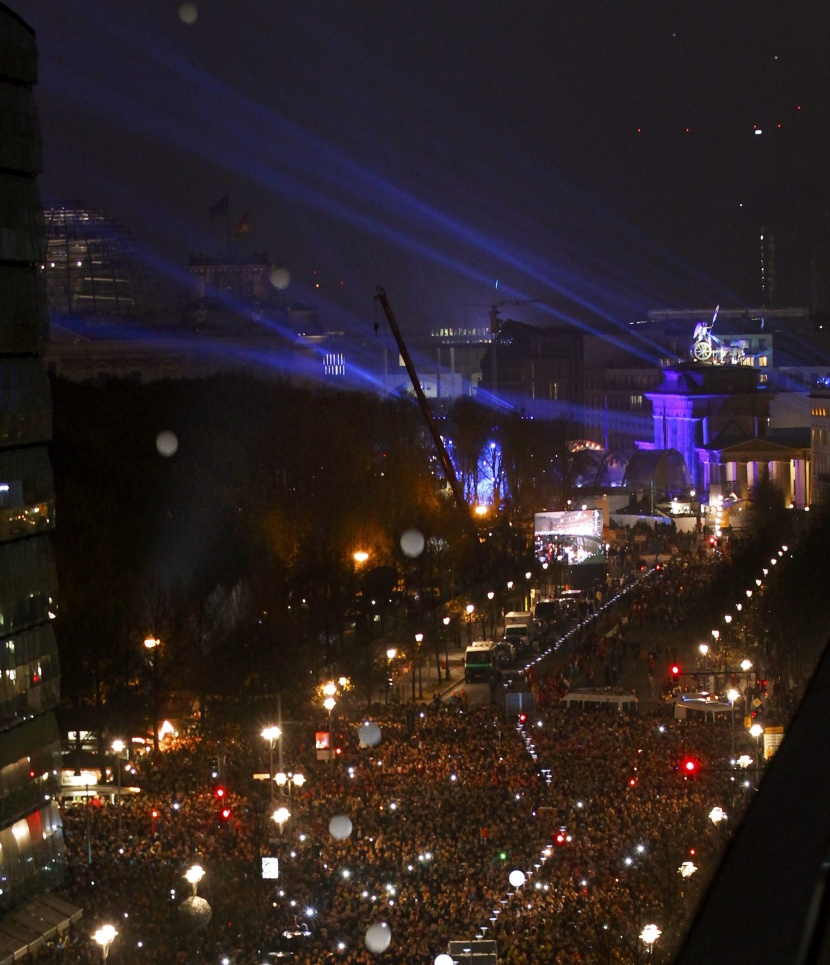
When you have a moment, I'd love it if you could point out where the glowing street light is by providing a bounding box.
[272,806,291,835]
[709,806,726,826]
[111,739,125,838]
[442,616,452,681]
[727,688,740,756]
[750,723,764,784]
[92,925,117,961]
[185,864,205,896]
[353,551,369,565]
[275,771,306,798]
[261,726,282,802]
[323,695,337,763]
[414,632,424,698]
[640,923,661,955]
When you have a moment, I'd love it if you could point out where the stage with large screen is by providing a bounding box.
[534,510,605,567]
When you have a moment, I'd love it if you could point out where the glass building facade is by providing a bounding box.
[42,206,157,319]
[0,2,65,915]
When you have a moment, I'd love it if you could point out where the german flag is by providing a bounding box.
[233,211,251,237]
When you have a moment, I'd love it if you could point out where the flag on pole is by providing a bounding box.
[233,211,251,237]
[209,194,229,219]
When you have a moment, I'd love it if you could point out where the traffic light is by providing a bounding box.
[681,758,698,778]
[215,786,226,801]
[670,664,681,683]
[220,806,232,821]
[518,713,527,724]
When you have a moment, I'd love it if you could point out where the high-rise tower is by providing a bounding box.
[0,0,65,926]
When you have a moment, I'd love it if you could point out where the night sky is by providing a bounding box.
[9,1,830,334]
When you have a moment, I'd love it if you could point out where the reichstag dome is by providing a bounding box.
[42,205,158,319]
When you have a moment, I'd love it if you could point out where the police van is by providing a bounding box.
[464,641,498,683]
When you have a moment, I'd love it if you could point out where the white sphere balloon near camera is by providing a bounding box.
[156,431,178,457]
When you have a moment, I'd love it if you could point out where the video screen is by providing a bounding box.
[534,510,604,566]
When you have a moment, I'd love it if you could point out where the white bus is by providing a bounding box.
[672,693,733,722]
[560,687,639,714]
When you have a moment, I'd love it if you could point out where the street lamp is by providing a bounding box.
[698,642,709,683]
[414,633,424,698]
[180,864,212,930]
[386,647,397,704]
[678,860,698,900]
[750,723,764,785]
[144,636,161,752]
[185,864,205,897]
[487,590,495,640]
[466,604,475,644]
[640,923,661,957]
[727,688,740,756]
[275,771,305,798]
[442,616,451,680]
[272,806,291,835]
[111,739,125,839]
[741,659,752,701]
[261,726,282,803]
[709,806,726,826]
[92,925,117,961]
[323,696,336,762]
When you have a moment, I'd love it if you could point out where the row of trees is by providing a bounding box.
[49,375,577,736]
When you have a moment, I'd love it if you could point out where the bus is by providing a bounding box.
[464,641,497,683]
[672,693,733,722]
[560,687,639,714]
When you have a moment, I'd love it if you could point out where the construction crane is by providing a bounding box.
[374,287,468,514]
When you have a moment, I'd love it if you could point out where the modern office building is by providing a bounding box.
[0,4,76,952]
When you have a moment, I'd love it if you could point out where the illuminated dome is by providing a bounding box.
[42,205,157,319]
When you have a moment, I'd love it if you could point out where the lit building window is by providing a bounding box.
[323,353,345,377]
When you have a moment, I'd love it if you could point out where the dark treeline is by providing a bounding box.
[48,375,570,739]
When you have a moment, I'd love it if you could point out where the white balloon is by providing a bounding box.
[435,956,454,965]
[329,814,353,840]
[358,721,381,747]
[269,265,291,290]
[508,869,526,888]
[364,922,391,953]
[178,3,198,25]
[400,528,425,558]
[156,430,178,457]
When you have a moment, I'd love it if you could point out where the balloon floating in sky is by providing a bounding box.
[358,721,381,747]
[329,814,353,840]
[364,922,392,954]
[178,3,198,25]
[269,265,291,290]
[156,430,178,457]
[400,528,425,558]
[508,869,526,888]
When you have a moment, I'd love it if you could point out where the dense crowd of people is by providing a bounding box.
[30,554,766,965]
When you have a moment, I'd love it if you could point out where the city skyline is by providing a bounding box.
[10,1,830,338]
